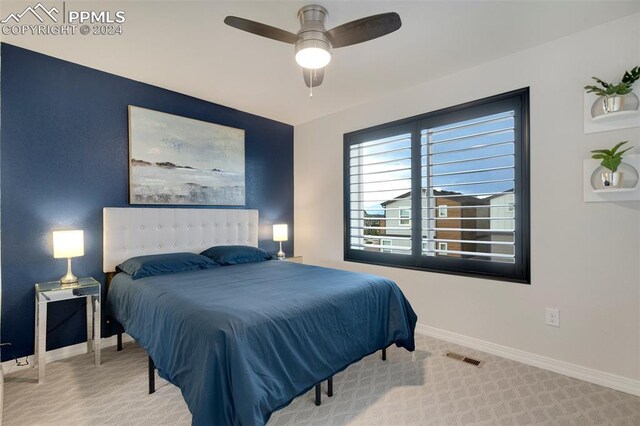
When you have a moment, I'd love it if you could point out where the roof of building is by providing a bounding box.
[381,189,504,207]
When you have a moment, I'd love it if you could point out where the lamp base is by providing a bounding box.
[277,242,285,260]
[59,258,78,286]
[59,274,78,286]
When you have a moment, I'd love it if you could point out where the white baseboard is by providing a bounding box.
[1,334,134,376]
[416,324,640,397]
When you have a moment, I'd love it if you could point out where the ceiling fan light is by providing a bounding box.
[295,47,331,69]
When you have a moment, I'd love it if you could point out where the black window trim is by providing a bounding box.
[343,88,530,284]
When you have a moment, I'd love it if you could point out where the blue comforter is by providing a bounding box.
[108,260,417,425]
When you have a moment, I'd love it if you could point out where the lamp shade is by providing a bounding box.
[295,38,332,69]
[53,230,84,258]
[272,224,288,242]
[295,47,331,69]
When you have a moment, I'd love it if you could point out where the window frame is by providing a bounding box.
[343,88,530,284]
[399,208,411,226]
[380,239,393,253]
[437,242,448,255]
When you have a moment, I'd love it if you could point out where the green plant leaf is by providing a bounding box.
[593,141,632,172]
[584,85,608,96]
[622,66,640,86]
[592,77,610,88]
[602,156,622,172]
[587,70,638,95]
[616,147,633,157]
[590,149,612,155]
[609,141,629,156]
[608,82,632,95]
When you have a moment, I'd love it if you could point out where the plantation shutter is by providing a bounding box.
[348,132,413,255]
[421,111,516,263]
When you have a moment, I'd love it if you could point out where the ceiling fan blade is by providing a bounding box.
[326,12,401,48]
[303,68,325,88]
[224,16,297,44]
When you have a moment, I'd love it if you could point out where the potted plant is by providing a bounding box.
[585,66,640,116]
[591,141,633,188]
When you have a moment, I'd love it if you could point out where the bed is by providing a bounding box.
[104,208,417,425]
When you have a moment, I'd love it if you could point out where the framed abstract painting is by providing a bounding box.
[128,106,245,205]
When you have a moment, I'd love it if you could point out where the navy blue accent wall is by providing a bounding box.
[0,43,294,360]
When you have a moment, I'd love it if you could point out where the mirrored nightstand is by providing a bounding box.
[283,256,303,263]
[34,277,101,384]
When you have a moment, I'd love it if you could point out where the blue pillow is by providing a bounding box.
[200,245,273,265]
[117,252,218,280]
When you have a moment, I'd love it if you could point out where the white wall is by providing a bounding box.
[294,13,640,382]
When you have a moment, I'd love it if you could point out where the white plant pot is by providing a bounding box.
[601,171,623,188]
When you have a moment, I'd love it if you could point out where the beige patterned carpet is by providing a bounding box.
[3,334,639,425]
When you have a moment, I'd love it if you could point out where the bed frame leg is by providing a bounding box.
[148,356,156,394]
[314,383,321,406]
[117,331,123,351]
[381,348,387,361]
[327,377,333,397]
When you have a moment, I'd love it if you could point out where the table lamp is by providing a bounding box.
[272,224,288,260]
[53,230,84,285]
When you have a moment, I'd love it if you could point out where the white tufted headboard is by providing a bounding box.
[103,207,259,272]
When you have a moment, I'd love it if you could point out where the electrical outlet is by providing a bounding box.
[545,308,560,327]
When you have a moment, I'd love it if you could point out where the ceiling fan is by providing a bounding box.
[224,4,401,93]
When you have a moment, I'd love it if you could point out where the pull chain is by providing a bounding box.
[309,68,313,98]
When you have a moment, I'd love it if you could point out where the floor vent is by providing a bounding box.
[444,351,484,367]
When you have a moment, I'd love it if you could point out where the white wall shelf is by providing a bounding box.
[583,154,640,202]
[583,93,640,134]
[592,187,635,193]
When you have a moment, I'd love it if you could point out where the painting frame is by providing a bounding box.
[128,106,246,206]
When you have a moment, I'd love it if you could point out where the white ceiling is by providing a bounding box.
[3,1,640,124]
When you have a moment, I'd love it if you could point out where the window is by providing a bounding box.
[344,89,530,283]
[437,242,448,256]
[399,209,411,225]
